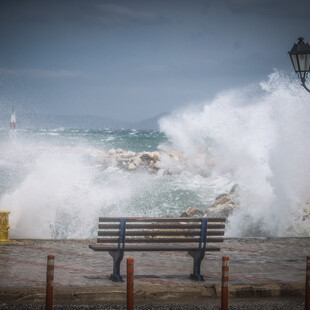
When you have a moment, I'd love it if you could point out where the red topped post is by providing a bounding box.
[221,256,229,310]
[127,257,134,310]
[45,254,55,310]
[306,256,310,310]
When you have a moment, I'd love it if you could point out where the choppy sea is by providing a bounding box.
[1,71,310,239]
[0,128,233,239]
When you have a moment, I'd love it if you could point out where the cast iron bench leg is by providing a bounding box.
[109,250,124,282]
[188,249,205,281]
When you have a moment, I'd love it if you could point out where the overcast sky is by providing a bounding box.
[1,0,310,122]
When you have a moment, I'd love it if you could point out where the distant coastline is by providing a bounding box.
[0,111,168,130]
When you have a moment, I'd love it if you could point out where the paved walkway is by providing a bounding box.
[0,238,309,303]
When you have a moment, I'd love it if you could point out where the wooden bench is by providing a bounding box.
[89,217,226,281]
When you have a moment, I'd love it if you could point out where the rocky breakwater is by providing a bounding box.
[98,148,167,174]
[181,185,239,219]
[96,147,212,176]
[302,202,310,221]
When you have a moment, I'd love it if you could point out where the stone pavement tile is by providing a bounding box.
[0,238,309,288]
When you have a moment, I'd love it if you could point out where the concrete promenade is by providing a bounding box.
[0,237,309,305]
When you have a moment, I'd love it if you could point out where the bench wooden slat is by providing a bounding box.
[90,217,226,282]
[89,244,221,252]
[98,217,226,223]
[98,230,225,237]
[97,237,224,243]
[98,223,225,230]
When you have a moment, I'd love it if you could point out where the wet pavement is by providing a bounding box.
[0,238,309,304]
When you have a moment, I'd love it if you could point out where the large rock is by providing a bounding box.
[180,206,204,218]
[127,163,137,171]
[123,151,136,158]
[153,161,161,170]
[204,194,238,218]
[153,153,160,162]
[133,157,142,167]
[140,153,154,164]
[302,203,310,221]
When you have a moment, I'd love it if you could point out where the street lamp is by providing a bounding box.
[288,37,310,92]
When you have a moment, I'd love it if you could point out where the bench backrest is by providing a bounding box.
[96,217,226,247]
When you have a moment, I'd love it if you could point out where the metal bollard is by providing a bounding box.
[127,257,134,310]
[46,254,55,310]
[306,256,310,310]
[221,256,229,310]
[0,211,10,242]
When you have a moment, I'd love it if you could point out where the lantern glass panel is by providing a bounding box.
[291,54,299,72]
[306,54,310,71]
[298,54,308,71]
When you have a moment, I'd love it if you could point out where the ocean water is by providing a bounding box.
[0,128,233,239]
[1,71,310,239]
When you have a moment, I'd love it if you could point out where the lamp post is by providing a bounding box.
[288,37,310,92]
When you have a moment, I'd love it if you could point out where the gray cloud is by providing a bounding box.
[225,0,310,18]
[0,0,309,122]
[94,3,166,25]
[0,0,167,29]
[0,67,83,79]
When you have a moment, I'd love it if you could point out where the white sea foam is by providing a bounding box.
[160,71,310,237]
[0,134,211,238]
[1,71,309,239]
[0,144,129,238]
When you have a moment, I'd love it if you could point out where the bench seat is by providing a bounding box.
[89,217,225,281]
[89,244,221,252]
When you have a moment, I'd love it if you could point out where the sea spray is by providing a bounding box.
[1,71,310,239]
[159,71,310,237]
[0,129,222,238]
[0,144,130,238]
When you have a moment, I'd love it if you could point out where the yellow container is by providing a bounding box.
[0,211,10,242]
